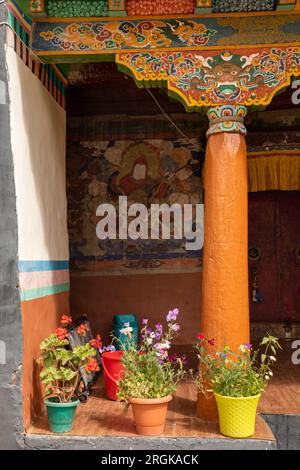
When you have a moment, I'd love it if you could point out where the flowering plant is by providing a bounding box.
[194,334,281,398]
[116,308,187,405]
[38,315,100,403]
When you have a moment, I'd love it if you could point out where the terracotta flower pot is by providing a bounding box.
[129,395,172,436]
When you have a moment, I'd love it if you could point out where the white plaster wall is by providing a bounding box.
[5,47,69,261]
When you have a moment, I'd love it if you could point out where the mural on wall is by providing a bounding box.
[67,138,203,275]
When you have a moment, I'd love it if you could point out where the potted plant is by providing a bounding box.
[116,308,187,436]
[38,315,100,433]
[194,333,281,438]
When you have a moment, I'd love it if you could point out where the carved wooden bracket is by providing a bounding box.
[116,47,300,109]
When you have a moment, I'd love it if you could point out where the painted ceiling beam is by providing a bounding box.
[31,12,300,60]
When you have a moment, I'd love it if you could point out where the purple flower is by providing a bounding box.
[166,308,179,323]
[245,343,252,349]
[146,327,152,335]
[181,354,188,365]
[99,345,116,354]
[142,319,149,325]
[155,331,162,340]
[155,323,162,331]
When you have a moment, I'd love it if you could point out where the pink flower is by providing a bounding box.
[197,333,205,340]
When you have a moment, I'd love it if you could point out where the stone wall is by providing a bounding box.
[0,8,22,449]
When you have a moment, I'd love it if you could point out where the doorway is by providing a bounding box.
[249,191,300,335]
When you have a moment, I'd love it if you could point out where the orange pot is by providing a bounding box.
[129,395,172,436]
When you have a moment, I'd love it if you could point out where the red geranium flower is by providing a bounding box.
[90,334,102,349]
[208,338,216,346]
[61,315,72,326]
[197,333,205,340]
[77,323,88,336]
[55,327,68,341]
[85,357,99,373]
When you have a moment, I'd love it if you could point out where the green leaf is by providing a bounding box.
[260,337,269,345]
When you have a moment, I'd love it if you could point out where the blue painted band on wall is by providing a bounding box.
[19,260,69,272]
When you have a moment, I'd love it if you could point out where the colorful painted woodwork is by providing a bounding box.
[126,0,194,16]
[29,0,45,14]
[34,19,217,52]
[206,105,247,136]
[116,48,300,110]
[195,0,212,14]
[212,0,276,12]
[47,0,109,17]
[26,0,299,18]
[277,0,297,11]
[6,5,67,108]
[28,0,46,17]
[31,13,300,60]
[196,0,212,6]
[108,0,126,16]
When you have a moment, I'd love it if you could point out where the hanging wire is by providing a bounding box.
[145,87,206,153]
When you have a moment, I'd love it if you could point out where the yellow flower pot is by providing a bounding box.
[214,393,261,438]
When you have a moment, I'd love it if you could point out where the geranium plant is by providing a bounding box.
[116,308,187,406]
[194,333,281,398]
[38,315,100,403]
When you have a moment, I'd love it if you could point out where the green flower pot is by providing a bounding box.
[45,398,79,433]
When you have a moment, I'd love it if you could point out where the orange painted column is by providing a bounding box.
[197,105,250,421]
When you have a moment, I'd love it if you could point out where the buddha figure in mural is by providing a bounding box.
[109,142,161,203]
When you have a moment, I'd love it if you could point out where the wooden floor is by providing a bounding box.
[259,343,300,415]
[29,343,300,440]
[29,380,274,440]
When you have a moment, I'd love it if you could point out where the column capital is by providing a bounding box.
[206,105,247,137]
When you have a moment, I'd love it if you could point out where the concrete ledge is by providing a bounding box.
[263,414,300,450]
[23,434,277,451]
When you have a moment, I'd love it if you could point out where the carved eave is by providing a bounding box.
[28,11,300,109]
[116,47,300,110]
